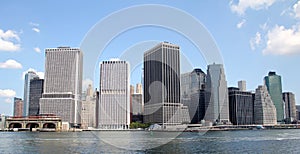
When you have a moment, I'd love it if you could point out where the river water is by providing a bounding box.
[0,129,300,153]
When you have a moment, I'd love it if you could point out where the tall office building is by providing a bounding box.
[264,72,284,122]
[132,93,143,122]
[296,105,300,121]
[205,63,230,124]
[23,71,39,116]
[283,92,297,123]
[95,90,99,128]
[254,85,277,125]
[180,68,206,124]
[98,60,130,129]
[40,47,83,128]
[144,42,182,127]
[81,85,97,129]
[86,84,93,97]
[130,83,143,122]
[228,87,254,125]
[28,78,44,115]
[238,80,246,91]
[13,97,23,117]
[136,83,142,94]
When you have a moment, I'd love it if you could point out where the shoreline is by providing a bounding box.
[2,124,300,132]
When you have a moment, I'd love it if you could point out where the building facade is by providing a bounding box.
[29,78,44,116]
[81,84,97,129]
[13,97,23,117]
[228,87,254,125]
[144,42,182,127]
[98,60,130,129]
[131,93,143,122]
[238,80,246,91]
[23,71,39,116]
[264,72,284,122]
[283,92,297,123]
[180,68,206,124]
[254,85,277,125]
[296,105,300,121]
[136,83,142,94]
[205,63,230,124]
[40,47,83,128]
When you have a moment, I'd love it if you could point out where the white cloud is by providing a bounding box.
[230,0,276,15]
[0,29,21,52]
[0,59,22,69]
[83,78,93,91]
[4,98,12,103]
[32,27,40,33]
[237,19,246,28]
[293,0,300,18]
[250,32,262,50]
[29,22,39,27]
[22,68,44,79]
[34,47,41,53]
[260,22,269,31]
[0,89,16,98]
[263,24,300,55]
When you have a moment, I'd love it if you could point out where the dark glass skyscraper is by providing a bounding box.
[29,78,44,116]
[23,71,38,116]
[264,72,284,122]
[228,87,254,125]
[144,42,182,127]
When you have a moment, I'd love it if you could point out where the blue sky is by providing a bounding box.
[1,0,300,115]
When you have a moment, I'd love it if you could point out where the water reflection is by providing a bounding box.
[1,130,300,153]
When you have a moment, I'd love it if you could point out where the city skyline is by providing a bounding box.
[1,1,300,115]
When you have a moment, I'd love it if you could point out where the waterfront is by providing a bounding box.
[1,129,300,153]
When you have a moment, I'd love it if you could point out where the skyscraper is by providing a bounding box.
[228,87,254,125]
[144,42,182,127]
[98,60,130,129]
[254,85,277,125]
[205,63,230,124]
[136,83,142,94]
[28,78,44,115]
[13,97,23,117]
[131,93,143,122]
[180,68,206,124]
[81,84,97,129]
[296,105,300,121]
[264,72,284,122]
[283,92,297,123]
[23,71,38,116]
[238,80,246,91]
[40,47,83,128]
[131,83,143,122]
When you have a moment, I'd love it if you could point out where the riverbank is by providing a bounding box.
[2,124,300,132]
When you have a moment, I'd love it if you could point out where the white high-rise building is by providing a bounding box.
[98,60,130,129]
[238,80,246,91]
[205,63,230,124]
[254,85,277,125]
[23,71,38,116]
[40,47,83,128]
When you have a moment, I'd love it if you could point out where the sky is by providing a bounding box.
[1,0,300,115]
